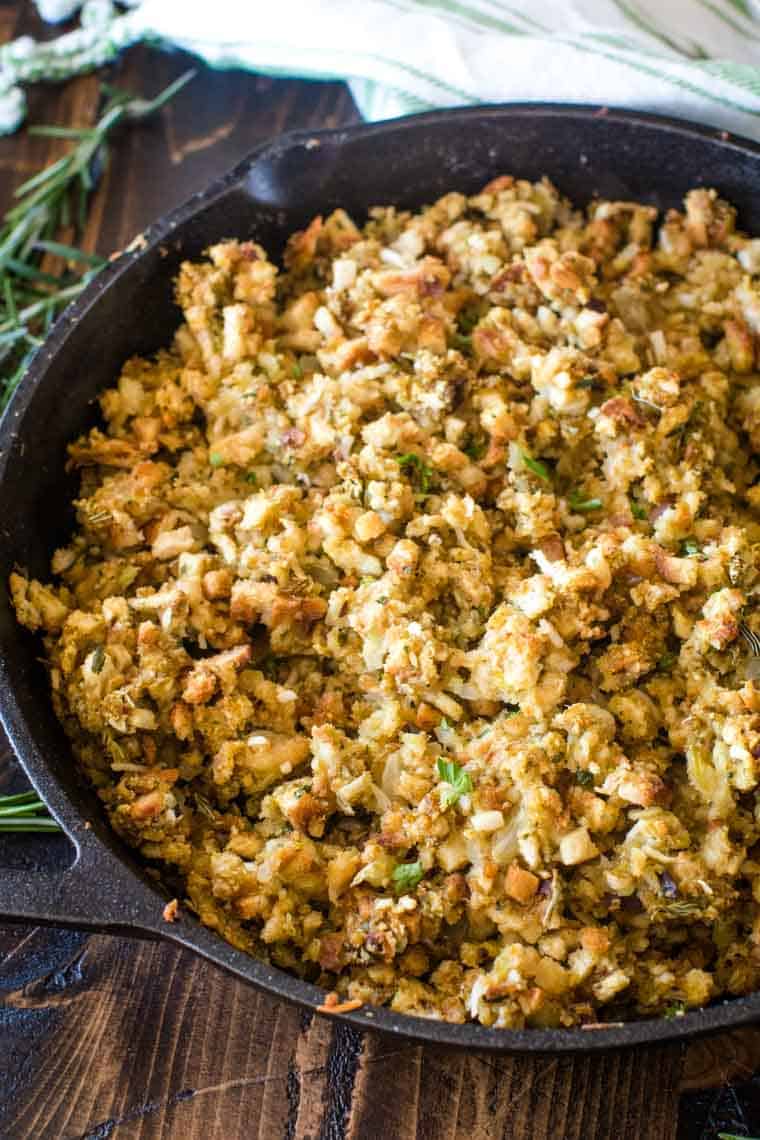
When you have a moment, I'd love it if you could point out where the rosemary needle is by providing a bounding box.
[0,68,195,409]
[0,790,61,832]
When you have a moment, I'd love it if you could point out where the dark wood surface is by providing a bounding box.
[1,5,760,1137]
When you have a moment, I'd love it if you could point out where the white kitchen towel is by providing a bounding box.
[3,0,760,135]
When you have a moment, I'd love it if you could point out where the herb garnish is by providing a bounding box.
[245,471,258,485]
[680,537,700,557]
[436,757,473,808]
[575,769,595,788]
[0,790,60,832]
[396,453,434,494]
[521,451,551,483]
[630,497,647,520]
[664,1001,685,1018]
[463,436,487,461]
[392,860,424,893]
[195,793,216,821]
[568,491,602,512]
[658,651,678,672]
[457,306,480,335]
[0,71,194,408]
[209,452,224,468]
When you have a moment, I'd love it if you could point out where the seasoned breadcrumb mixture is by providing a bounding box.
[14,176,760,1029]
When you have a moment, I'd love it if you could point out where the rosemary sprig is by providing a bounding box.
[0,69,194,408]
[0,790,60,832]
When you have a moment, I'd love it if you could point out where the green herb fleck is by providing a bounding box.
[259,656,279,680]
[575,769,595,788]
[463,436,487,461]
[0,790,60,833]
[630,497,647,520]
[505,704,520,717]
[521,451,551,483]
[568,491,602,512]
[660,900,702,919]
[195,794,216,821]
[658,651,677,672]
[664,1001,685,1018]
[457,306,480,335]
[91,645,105,674]
[209,452,224,468]
[397,452,434,495]
[439,717,450,731]
[291,361,303,378]
[392,860,424,893]
[576,376,599,390]
[681,399,703,439]
[436,757,473,808]
[376,596,389,605]
[680,537,700,557]
[451,332,472,352]
[245,471,257,485]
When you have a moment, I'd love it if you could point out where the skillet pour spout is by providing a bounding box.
[3,104,760,1053]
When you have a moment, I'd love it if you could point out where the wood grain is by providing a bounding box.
[0,7,758,1138]
[0,930,686,1140]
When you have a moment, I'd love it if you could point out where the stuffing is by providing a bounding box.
[14,183,760,1030]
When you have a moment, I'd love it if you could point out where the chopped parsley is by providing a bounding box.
[463,436,487,461]
[505,704,520,717]
[521,451,551,483]
[658,651,678,672]
[568,490,602,512]
[245,471,258,485]
[451,332,472,352]
[457,306,480,334]
[209,452,224,468]
[436,757,473,808]
[630,497,647,520]
[291,361,303,378]
[664,1001,685,1018]
[680,537,700,557]
[392,860,424,893]
[91,645,105,674]
[575,769,595,788]
[396,453,434,495]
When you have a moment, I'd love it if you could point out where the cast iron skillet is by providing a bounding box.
[1,103,760,1054]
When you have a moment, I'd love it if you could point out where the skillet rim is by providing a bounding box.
[3,101,760,1053]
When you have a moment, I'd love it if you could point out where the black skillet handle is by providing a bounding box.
[0,829,161,935]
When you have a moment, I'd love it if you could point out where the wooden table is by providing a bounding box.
[1,8,760,1138]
